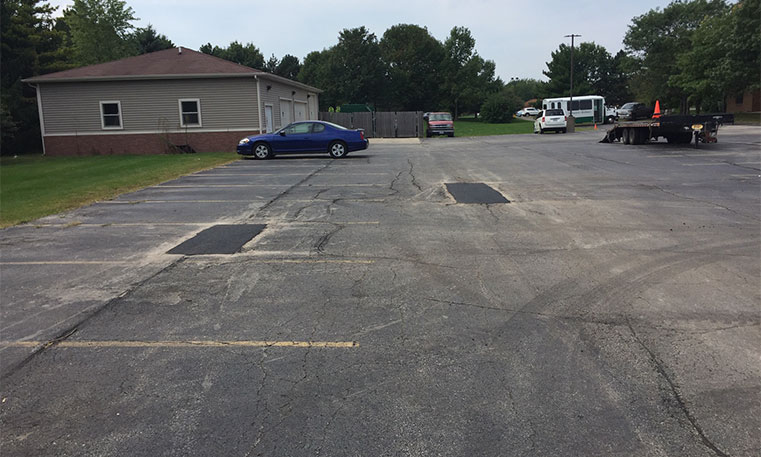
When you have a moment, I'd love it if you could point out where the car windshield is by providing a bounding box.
[621,103,636,109]
[546,109,564,116]
[430,113,452,121]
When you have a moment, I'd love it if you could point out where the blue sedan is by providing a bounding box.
[237,121,369,159]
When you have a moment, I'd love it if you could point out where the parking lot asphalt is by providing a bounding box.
[1,126,759,456]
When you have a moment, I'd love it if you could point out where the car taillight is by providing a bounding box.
[565,116,567,121]
[542,117,545,122]
[360,130,365,140]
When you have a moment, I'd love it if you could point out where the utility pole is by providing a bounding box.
[564,34,581,132]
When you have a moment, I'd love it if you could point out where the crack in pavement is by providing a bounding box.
[0,258,187,381]
[644,184,759,222]
[625,316,730,457]
[407,158,423,192]
[424,297,761,333]
[313,223,345,254]
[252,162,333,218]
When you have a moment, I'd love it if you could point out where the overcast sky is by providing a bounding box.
[48,0,675,81]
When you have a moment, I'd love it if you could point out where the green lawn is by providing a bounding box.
[448,118,535,137]
[733,112,761,125]
[0,152,237,227]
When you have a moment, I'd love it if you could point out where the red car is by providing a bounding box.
[424,112,455,137]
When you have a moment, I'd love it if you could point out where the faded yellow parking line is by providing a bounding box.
[188,172,390,176]
[185,257,375,264]
[156,184,385,188]
[682,162,732,166]
[0,340,358,348]
[99,200,254,204]
[157,184,292,188]
[0,261,130,265]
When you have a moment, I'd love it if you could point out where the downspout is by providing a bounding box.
[32,84,47,156]
[255,75,263,134]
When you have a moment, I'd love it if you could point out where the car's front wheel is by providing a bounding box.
[253,142,272,159]
[328,141,347,158]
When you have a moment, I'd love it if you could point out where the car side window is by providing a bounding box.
[286,123,311,134]
[311,123,325,133]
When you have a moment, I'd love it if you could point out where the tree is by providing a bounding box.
[624,0,730,112]
[601,50,635,106]
[1,0,72,154]
[441,26,500,118]
[379,24,445,110]
[274,54,300,80]
[199,41,264,69]
[132,24,173,55]
[223,41,264,69]
[671,0,760,111]
[724,0,760,92]
[481,89,522,123]
[264,53,278,73]
[543,42,610,98]
[298,49,335,109]
[66,0,138,66]
[505,78,544,104]
[326,27,386,107]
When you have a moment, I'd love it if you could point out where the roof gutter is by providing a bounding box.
[21,73,261,84]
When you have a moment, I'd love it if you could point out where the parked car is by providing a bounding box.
[533,109,567,134]
[424,112,454,137]
[516,107,540,117]
[237,121,368,159]
[616,102,654,121]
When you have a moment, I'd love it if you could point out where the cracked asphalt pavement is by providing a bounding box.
[1,126,759,456]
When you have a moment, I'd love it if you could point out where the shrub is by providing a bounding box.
[480,92,523,123]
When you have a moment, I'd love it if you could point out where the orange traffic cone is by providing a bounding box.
[652,100,661,119]
[594,123,598,130]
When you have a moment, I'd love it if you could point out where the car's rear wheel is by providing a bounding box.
[328,141,347,158]
[253,142,272,159]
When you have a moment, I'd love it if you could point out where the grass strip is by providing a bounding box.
[449,118,535,137]
[733,112,760,125]
[0,152,237,227]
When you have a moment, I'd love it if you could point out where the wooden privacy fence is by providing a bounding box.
[319,111,424,138]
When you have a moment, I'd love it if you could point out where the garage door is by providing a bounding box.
[280,100,292,126]
[294,101,307,122]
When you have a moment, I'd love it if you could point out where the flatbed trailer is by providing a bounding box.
[600,113,734,147]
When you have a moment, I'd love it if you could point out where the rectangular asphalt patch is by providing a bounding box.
[445,183,510,204]
[167,224,266,255]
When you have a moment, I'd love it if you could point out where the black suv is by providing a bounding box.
[616,102,654,121]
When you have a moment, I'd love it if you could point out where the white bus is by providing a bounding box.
[541,95,606,124]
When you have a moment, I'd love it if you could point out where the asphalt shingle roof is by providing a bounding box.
[25,47,260,81]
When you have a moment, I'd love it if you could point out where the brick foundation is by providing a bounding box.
[43,131,262,156]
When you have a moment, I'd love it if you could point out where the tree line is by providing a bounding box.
[2,0,758,155]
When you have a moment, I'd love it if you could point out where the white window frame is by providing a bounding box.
[100,101,123,130]
[178,98,202,128]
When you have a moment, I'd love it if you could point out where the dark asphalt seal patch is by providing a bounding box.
[445,183,510,204]
[167,224,266,255]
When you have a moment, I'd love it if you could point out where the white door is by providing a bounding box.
[265,105,273,132]
[294,102,307,122]
[280,100,292,127]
